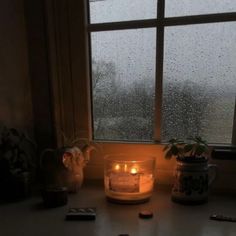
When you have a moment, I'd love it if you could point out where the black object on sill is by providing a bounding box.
[210,214,236,222]
[211,147,236,160]
[139,210,154,219]
[42,187,68,208]
[66,207,96,221]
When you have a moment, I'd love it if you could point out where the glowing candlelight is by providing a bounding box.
[104,155,155,203]
[130,167,138,174]
[114,164,120,171]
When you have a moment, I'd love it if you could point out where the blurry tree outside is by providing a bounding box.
[92,60,155,141]
[92,59,235,143]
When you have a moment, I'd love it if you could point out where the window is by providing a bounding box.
[163,22,236,144]
[88,0,236,145]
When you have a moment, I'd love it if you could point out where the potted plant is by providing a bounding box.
[163,136,217,204]
[0,126,36,201]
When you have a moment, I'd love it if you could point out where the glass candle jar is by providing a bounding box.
[104,154,155,204]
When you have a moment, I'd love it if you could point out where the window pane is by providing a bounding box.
[162,23,236,144]
[91,29,156,141]
[165,0,236,17]
[89,0,157,23]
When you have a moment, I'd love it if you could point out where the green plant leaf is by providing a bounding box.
[168,138,177,144]
[165,149,173,159]
[168,138,185,144]
[196,136,204,142]
[178,147,185,157]
[184,144,194,153]
[163,145,170,152]
[171,145,179,156]
[177,142,185,145]
[192,136,208,145]
[195,145,207,156]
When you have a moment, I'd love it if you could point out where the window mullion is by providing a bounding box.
[163,12,236,27]
[154,0,165,142]
[232,97,236,145]
[88,19,159,32]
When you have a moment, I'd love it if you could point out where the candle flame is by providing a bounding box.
[114,164,120,171]
[130,167,138,174]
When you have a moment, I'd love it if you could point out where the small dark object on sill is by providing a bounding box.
[210,214,236,222]
[211,147,236,160]
[139,210,153,219]
[66,207,96,221]
[42,187,68,208]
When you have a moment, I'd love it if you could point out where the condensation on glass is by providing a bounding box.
[165,0,236,17]
[162,22,236,144]
[91,28,156,141]
[89,0,157,23]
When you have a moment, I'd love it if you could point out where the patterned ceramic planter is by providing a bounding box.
[172,159,217,204]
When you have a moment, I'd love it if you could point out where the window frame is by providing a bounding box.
[87,0,236,145]
[43,0,236,148]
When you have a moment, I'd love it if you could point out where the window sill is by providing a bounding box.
[212,147,236,160]
[1,182,236,236]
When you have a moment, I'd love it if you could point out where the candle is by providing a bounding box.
[104,155,155,203]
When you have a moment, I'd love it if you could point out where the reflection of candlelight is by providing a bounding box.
[114,164,120,171]
[124,164,128,172]
[130,167,138,175]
